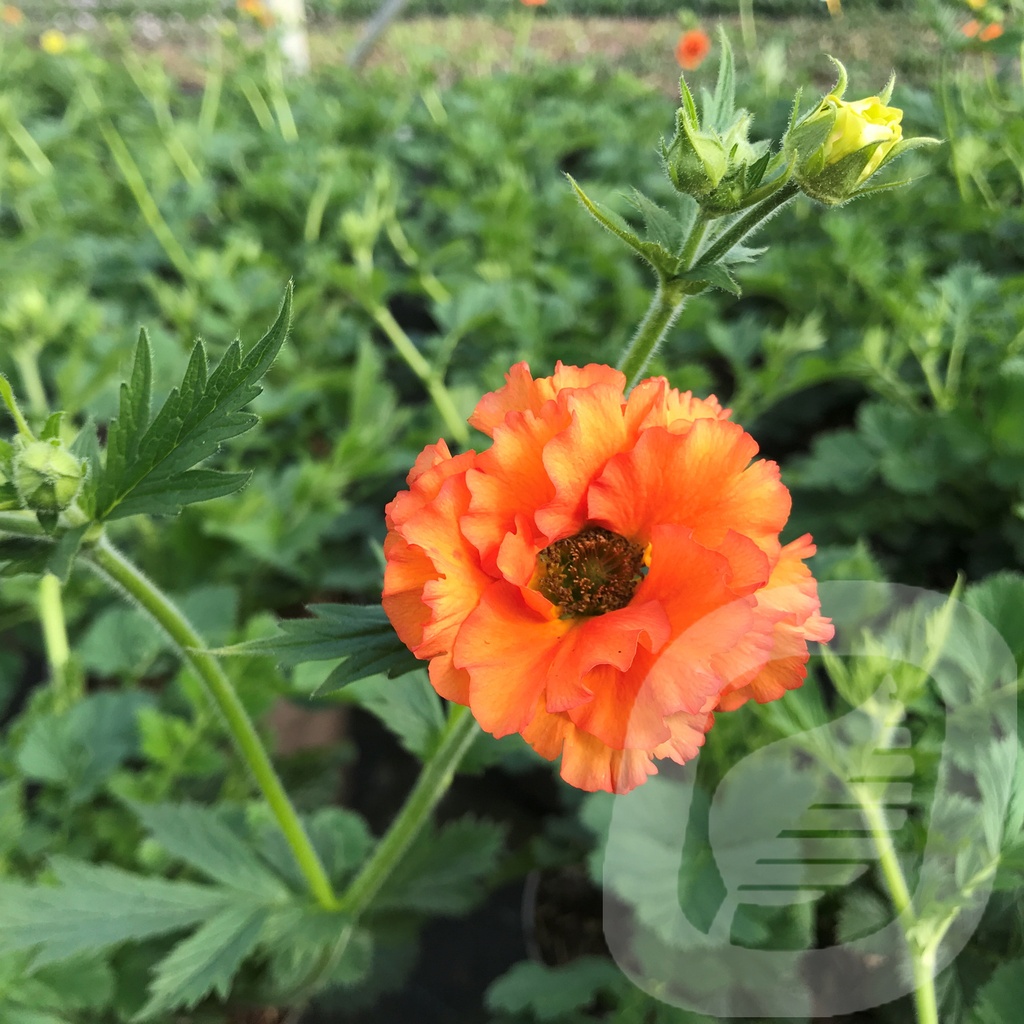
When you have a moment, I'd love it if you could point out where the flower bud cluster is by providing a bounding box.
[11,436,87,512]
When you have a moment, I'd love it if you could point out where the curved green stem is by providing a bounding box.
[81,535,339,911]
[617,277,691,391]
[371,304,470,447]
[339,703,479,916]
[38,572,78,711]
[0,511,47,537]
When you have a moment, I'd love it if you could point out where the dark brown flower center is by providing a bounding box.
[535,526,645,618]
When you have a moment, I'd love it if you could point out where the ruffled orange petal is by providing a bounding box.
[544,599,671,714]
[715,535,834,711]
[468,361,625,436]
[455,581,571,735]
[536,383,632,541]
[589,419,790,556]
[462,404,569,574]
[521,702,713,794]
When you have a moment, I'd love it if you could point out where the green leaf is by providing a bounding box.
[486,957,626,1022]
[969,961,1024,1024]
[44,523,88,583]
[567,176,676,276]
[680,262,739,296]
[94,284,292,521]
[15,691,154,804]
[69,419,102,517]
[0,858,234,965]
[136,904,268,1020]
[701,28,736,134]
[0,537,52,577]
[214,603,420,690]
[626,189,688,257]
[374,818,504,916]
[130,802,289,899]
[0,781,25,860]
[342,672,445,759]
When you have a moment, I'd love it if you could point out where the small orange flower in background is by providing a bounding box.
[675,28,711,71]
[520,0,548,6]
[1,4,23,25]
[238,0,274,27]
[962,17,1004,39]
[383,364,833,794]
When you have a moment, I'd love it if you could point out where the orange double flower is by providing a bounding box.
[384,364,832,794]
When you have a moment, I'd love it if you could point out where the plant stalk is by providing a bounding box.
[617,277,690,390]
[339,703,479,916]
[856,788,939,1024]
[81,535,339,911]
[38,571,78,711]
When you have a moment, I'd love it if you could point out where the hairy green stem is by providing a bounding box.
[81,536,339,911]
[697,181,800,269]
[38,572,78,711]
[13,344,49,420]
[617,278,691,391]
[339,704,479,916]
[0,511,47,537]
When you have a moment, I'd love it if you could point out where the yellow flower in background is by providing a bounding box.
[820,94,903,183]
[821,0,842,15]
[39,28,67,53]
[964,0,987,8]
[1,4,23,25]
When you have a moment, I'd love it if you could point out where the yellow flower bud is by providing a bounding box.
[819,95,903,186]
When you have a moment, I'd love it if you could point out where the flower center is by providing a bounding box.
[535,526,645,618]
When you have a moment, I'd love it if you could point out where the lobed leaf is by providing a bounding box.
[94,285,292,521]
[212,603,420,691]
[135,904,268,1020]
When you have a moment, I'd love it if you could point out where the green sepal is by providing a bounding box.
[39,412,65,443]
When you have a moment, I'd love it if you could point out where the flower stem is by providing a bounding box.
[855,787,939,1024]
[339,703,479,916]
[371,304,470,447]
[697,181,800,269]
[81,535,339,911]
[38,572,78,711]
[617,277,691,391]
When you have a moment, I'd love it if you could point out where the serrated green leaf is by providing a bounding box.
[15,691,154,804]
[130,802,289,899]
[567,176,676,275]
[626,189,688,256]
[135,904,268,1020]
[94,285,291,521]
[680,262,739,295]
[0,859,234,965]
[30,956,116,1012]
[701,28,735,133]
[98,328,153,517]
[969,960,1024,1024]
[213,603,420,690]
[342,672,445,759]
[374,818,504,916]
[486,957,626,1022]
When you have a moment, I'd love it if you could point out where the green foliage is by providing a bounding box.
[93,286,292,521]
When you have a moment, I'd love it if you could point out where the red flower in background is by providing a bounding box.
[675,28,712,71]
[383,364,832,795]
[520,0,548,6]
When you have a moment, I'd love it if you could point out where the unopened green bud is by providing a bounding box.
[664,113,728,199]
[12,437,87,512]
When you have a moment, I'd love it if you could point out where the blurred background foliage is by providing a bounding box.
[1,1,1024,1021]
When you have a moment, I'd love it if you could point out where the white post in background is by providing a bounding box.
[267,0,311,75]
